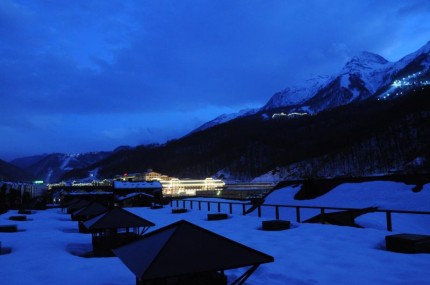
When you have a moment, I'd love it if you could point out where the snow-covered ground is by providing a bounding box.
[1,181,429,284]
[257,181,430,235]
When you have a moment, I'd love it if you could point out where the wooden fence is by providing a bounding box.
[170,199,430,232]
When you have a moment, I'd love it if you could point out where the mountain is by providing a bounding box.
[63,85,430,182]
[10,152,111,183]
[188,41,430,132]
[262,41,430,115]
[299,52,389,113]
[0,159,34,181]
[261,75,330,111]
[387,40,430,80]
[10,154,51,169]
[375,41,430,99]
[61,41,430,182]
[191,108,258,134]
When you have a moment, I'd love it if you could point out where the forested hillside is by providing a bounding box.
[64,86,430,181]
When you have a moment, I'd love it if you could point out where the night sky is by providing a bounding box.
[1,0,430,161]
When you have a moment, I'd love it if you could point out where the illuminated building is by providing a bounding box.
[196,182,274,199]
[159,178,225,197]
[272,112,309,119]
[116,169,226,197]
[113,180,162,194]
[115,169,169,182]
[272,112,287,119]
[286,112,309,118]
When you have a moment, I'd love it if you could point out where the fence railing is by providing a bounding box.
[170,199,250,216]
[170,199,430,232]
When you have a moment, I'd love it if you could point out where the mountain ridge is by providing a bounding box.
[61,84,430,183]
[4,41,430,183]
[8,152,111,183]
[255,41,430,118]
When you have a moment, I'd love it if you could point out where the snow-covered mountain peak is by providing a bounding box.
[389,41,430,73]
[342,51,389,73]
[414,40,430,54]
[261,75,330,110]
[191,108,258,134]
[331,51,392,97]
[193,41,430,133]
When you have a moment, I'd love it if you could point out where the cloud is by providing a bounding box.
[1,0,430,159]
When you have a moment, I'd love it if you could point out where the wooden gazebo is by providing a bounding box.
[71,202,109,232]
[113,220,274,285]
[66,199,90,214]
[61,197,81,213]
[82,207,155,256]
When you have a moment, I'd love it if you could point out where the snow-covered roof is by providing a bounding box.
[114,220,273,280]
[83,207,155,230]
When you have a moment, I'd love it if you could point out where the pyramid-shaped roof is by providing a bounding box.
[83,207,155,230]
[113,220,274,280]
[67,199,90,212]
[72,201,109,217]
[64,198,81,207]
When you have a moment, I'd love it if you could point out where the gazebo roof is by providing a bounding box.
[72,201,109,217]
[83,207,155,230]
[64,197,81,207]
[67,199,90,212]
[113,220,274,281]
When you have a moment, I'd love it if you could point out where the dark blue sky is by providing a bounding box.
[1,0,430,160]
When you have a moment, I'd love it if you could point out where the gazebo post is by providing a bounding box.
[231,265,259,285]
[141,226,151,235]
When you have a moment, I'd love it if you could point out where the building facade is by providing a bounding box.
[115,170,225,197]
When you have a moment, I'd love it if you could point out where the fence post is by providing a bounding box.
[242,204,246,215]
[258,205,261,218]
[386,211,392,231]
[190,201,193,210]
[170,200,173,207]
[207,202,211,212]
[182,200,185,208]
[320,208,325,224]
[275,206,279,220]
[349,210,354,225]
[176,200,179,207]
[296,207,301,223]
[198,201,201,211]
[229,203,233,214]
[218,202,221,213]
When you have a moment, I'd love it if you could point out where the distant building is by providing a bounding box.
[115,169,225,197]
[272,112,309,119]
[196,182,274,200]
[271,112,288,119]
[113,180,162,191]
[113,180,163,206]
[143,169,170,181]
[1,181,47,199]
[160,178,225,197]
[114,170,169,182]
[286,112,309,118]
